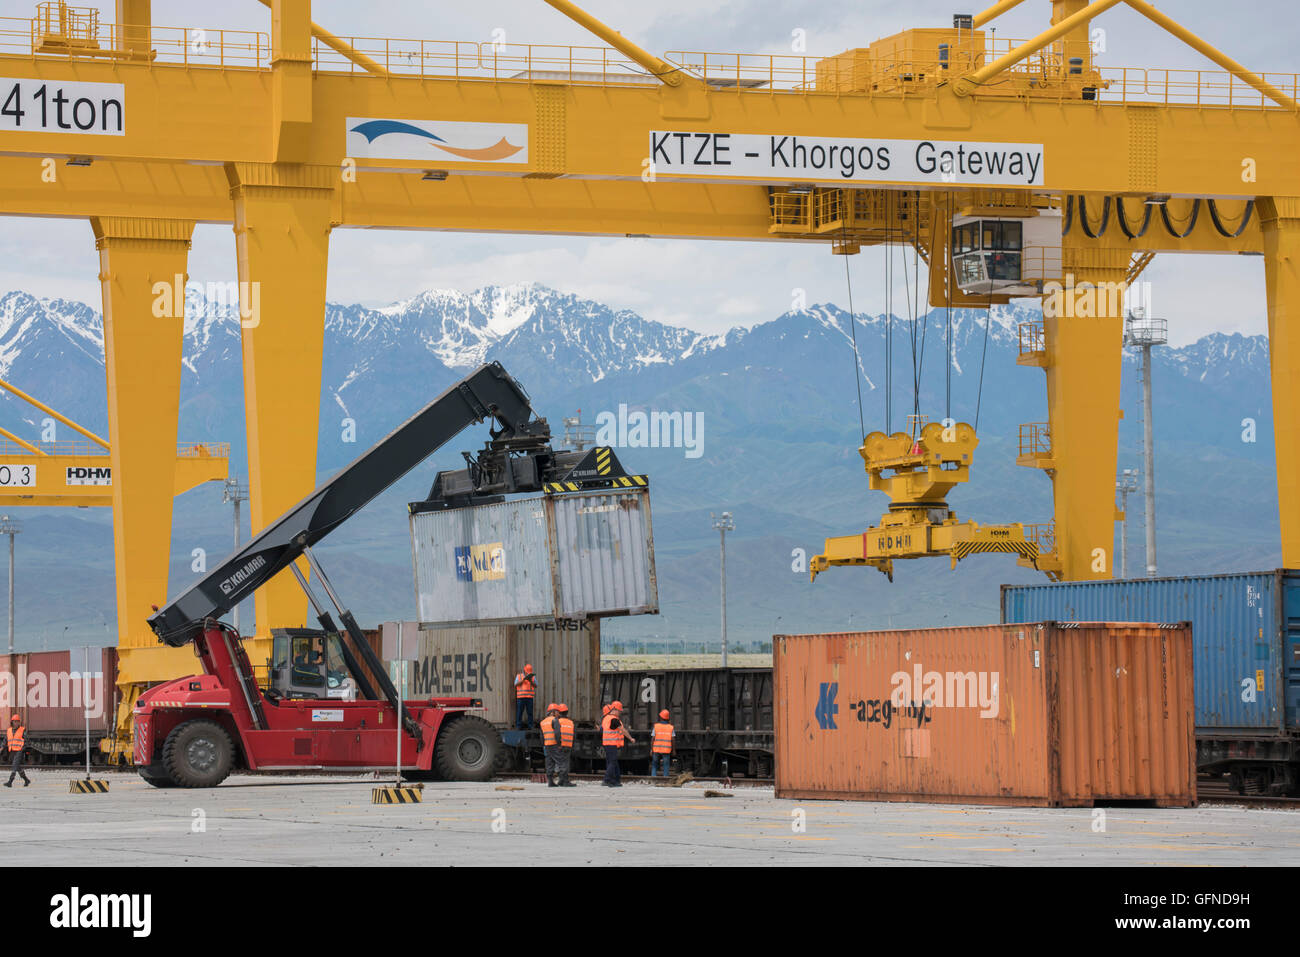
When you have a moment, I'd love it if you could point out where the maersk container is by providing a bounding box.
[393,619,601,726]
[1001,570,1300,732]
[410,489,657,628]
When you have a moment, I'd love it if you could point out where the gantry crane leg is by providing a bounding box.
[1259,197,1300,565]
[90,216,201,759]
[1041,245,1129,579]
[227,163,335,642]
[113,0,151,58]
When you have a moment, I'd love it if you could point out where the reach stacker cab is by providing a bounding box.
[133,362,646,788]
[269,628,358,700]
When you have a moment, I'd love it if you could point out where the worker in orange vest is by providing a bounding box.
[5,713,29,787]
[601,701,634,788]
[539,703,561,786]
[554,703,576,787]
[650,709,675,778]
[514,663,537,729]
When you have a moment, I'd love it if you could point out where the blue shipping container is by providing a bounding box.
[1001,570,1300,733]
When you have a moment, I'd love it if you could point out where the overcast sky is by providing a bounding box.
[0,1,1289,346]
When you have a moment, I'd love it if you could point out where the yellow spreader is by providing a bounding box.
[810,418,1039,582]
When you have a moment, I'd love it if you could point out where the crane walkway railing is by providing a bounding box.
[0,440,229,459]
[0,14,269,68]
[0,14,1295,110]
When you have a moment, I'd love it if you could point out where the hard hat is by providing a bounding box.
[659,709,670,720]
[8,714,18,721]
[602,704,612,715]
[524,663,533,673]
[546,702,558,713]
[611,700,623,711]
[557,703,569,713]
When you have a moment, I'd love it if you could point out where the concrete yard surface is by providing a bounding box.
[2,771,1297,866]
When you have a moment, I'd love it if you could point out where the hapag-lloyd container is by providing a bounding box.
[774,622,1196,806]
[410,490,657,628]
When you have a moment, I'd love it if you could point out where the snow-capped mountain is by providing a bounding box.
[0,283,1280,646]
[0,281,1273,475]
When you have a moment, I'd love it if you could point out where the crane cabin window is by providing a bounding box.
[950,216,1047,293]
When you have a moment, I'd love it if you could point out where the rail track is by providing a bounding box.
[1197,777,1300,809]
[497,770,774,788]
[39,769,1300,808]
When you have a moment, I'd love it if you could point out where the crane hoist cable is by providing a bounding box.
[913,196,926,424]
[810,190,1042,584]
[944,191,953,423]
[900,191,925,427]
[973,290,994,432]
[902,219,918,424]
[883,190,893,434]
[840,222,866,443]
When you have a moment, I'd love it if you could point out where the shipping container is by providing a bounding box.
[551,492,657,618]
[774,622,1196,807]
[409,489,657,628]
[1001,570,1300,732]
[0,649,117,760]
[395,619,601,726]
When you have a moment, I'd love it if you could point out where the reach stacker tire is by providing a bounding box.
[138,767,177,788]
[434,714,500,782]
[162,719,235,788]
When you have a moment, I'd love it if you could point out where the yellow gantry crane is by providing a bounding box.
[0,374,228,755]
[0,377,227,507]
[0,0,1296,754]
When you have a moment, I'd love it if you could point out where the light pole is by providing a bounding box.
[1116,469,1140,579]
[0,515,19,654]
[1124,310,1167,577]
[223,478,249,632]
[710,511,734,666]
[562,410,595,452]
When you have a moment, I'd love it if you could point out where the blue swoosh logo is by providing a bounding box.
[349,120,446,144]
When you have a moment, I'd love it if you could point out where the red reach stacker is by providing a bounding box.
[135,362,644,787]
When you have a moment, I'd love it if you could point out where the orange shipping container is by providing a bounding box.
[773,622,1195,807]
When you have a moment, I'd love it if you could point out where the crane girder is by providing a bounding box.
[0,58,1295,202]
